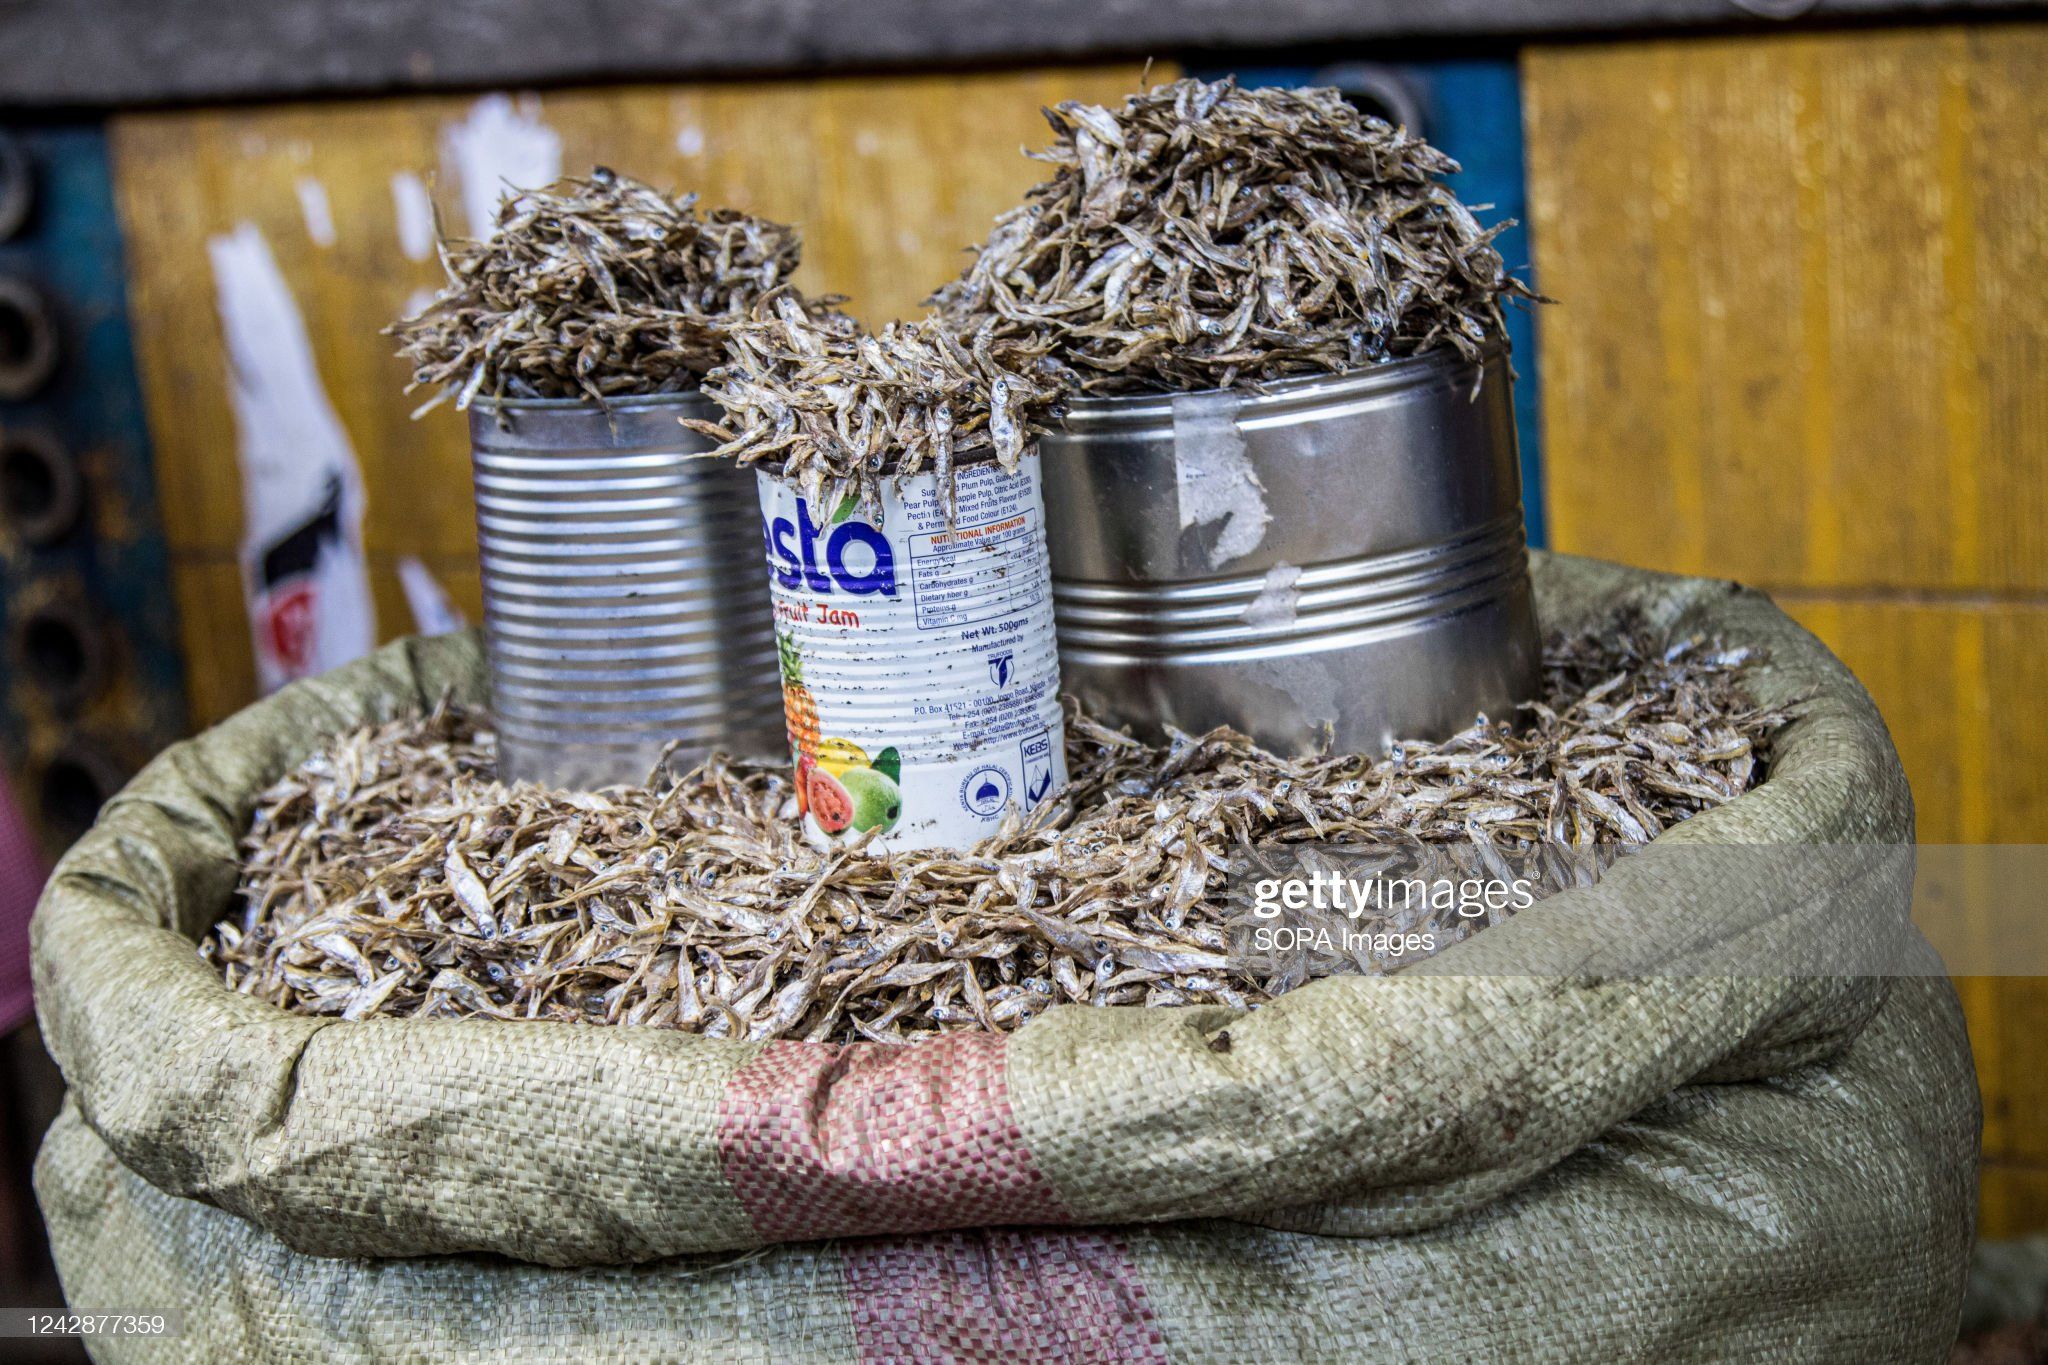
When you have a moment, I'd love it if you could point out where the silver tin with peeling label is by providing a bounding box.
[469,392,783,789]
[1039,344,1539,757]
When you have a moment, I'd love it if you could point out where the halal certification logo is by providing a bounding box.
[959,765,1012,818]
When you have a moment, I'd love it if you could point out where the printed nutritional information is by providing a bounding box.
[906,513,1044,630]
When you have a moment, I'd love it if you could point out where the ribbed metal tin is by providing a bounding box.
[468,393,782,789]
[1040,344,1540,757]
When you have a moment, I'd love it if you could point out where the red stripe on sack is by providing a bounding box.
[716,1032,1066,1243]
[842,1228,1168,1365]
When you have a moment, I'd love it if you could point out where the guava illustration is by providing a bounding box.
[807,767,855,834]
[839,767,902,833]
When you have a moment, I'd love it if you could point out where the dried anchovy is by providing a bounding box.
[684,294,1065,508]
[204,626,1789,1043]
[388,168,802,410]
[931,76,1543,395]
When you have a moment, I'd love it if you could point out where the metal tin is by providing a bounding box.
[469,392,782,789]
[757,452,1066,852]
[1040,344,1539,757]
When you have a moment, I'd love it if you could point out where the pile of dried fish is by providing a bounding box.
[932,76,1541,395]
[685,294,1065,506]
[389,168,802,409]
[205,626,1789,1042]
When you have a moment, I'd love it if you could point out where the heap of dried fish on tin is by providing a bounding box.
[684,293,1065,508]
[205,625,1789,1043]
[932,76,1541,395]
[389,167,803,410]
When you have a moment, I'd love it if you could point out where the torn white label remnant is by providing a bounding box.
[208,222,377,691]
[390,170,437,262]
[1241,562,1302,628]
[398,557,467,637]
[1170,390,1270,569]
[441,93,563,239]
[294,178,336,248]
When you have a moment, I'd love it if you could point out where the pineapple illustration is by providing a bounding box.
[778,629,822,765]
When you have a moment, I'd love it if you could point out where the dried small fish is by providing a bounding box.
[388,168,804,409]
[932,77,1544,395]
[205,623,1789,1043]
[683,296,1065,508]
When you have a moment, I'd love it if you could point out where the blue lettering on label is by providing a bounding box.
[763,495,897,597]
[796,497,832,593]
[765,517,801,589]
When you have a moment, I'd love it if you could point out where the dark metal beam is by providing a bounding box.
[0,0,2032,109]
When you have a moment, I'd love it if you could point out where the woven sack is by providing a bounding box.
[32,553,1979,1361]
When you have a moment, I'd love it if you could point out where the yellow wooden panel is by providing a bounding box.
[1526,26,2048,593]
[1774,596,2047,1168]
[1521,48,1685,570]
[1983,975,2048,1167]
[1980,1164,2048,1241]
[1529,22,2048,1232]
[109,64,1160,730]
[177,551,481,731]
[1665,41,1808,583]
[1972,31,2048,591]
[1774,597,1985,843]
[112,102,469,563]
[365,556,483,646]
[168,557,257,731]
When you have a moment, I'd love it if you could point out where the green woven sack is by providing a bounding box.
[32,553,1979,1362]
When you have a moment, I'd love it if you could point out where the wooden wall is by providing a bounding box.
[1525,23,2048,1235]
[107,63,1155,729]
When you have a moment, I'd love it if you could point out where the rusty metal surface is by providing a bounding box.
[0,123,184,859]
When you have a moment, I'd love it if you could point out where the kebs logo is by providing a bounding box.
[1020,729,1056,805]
[763,495,897,596]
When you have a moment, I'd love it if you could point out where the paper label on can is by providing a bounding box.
[758,457,1067,851]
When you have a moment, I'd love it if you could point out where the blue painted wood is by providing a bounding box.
[1193,61,1548,548]
[0,123,186,792]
